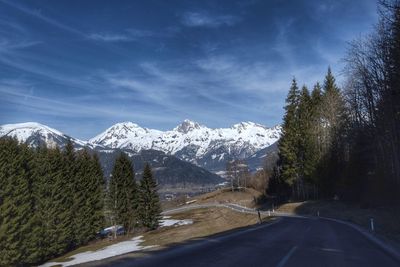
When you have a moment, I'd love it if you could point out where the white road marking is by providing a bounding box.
[276,246,298,267]
[319,247,343,253]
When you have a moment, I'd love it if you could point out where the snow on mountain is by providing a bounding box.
[89,120,280,156]
[0,122,86,148]
[0,120,281,173]
[89,122,162,151]
[89,119,281,171]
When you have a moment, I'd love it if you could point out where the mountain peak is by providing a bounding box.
[174,119,202,133]
[112,121,141,129]
[231,121,265,130]
[0,122,88,147]
[0,122,64,137]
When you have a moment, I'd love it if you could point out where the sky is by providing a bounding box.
[0,0,378,139]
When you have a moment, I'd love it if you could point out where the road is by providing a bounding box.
[88,216,399,267]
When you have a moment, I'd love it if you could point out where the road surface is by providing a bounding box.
[86,216,399,267]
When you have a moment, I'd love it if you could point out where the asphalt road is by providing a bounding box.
[88,216,399,267]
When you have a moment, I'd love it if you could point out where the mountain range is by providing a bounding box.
[0,121,281,189]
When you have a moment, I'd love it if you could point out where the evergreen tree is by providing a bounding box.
[0,139,36,266]
[297,86,314,183]
[309,83,324,187]
[278,78,301,187]
[319,68,347,196]
[138,163,162,230]
[34,147,69,258]
[59,140,75,249]
[88,153,105,238]
[74,149,94,245]
[109,153,137,233]
[30,145,51,262]
[0,139,107,265]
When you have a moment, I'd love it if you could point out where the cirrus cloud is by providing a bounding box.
[181,11,240,28]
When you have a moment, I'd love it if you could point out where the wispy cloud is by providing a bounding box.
[0,39,40,52]
[0,0,84,36]
[0,79,173,123]
[181,11,240,28]
[88,28,171,42]
[88,33,132,42]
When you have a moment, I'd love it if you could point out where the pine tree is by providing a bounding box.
[138,163,162,230]
[88,153,105,238]
[278,78,301,188]
[74,149,94,245]
[109,153,137,234]
[297,86,314,186]
[319,68,347,196]
[30,145,51,262]
[0,139,36,266]
[309,83,324,187]
[59,140,75,249]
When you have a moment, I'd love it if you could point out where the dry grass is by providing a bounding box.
[142,207,270,248]
[84,207,272,266]
[46,205,271,266]
[46,189,269,265]
[194,188,262,208]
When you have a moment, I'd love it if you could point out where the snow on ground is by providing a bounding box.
[40,218,192,266]
[40,236,153,267]
[160,216,193,227]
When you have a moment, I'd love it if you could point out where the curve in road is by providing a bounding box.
[87,216,399,267]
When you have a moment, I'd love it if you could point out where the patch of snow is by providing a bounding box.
[160,216,193,227]
[40,236,152,267]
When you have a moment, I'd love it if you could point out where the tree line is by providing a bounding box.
[271,0,400,206]
[0,138,161,266]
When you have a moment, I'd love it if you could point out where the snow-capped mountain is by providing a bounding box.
[89,119,281,172]
[0,120,281,173]
[0,122,223,188]
[0,122,86,148]
[90,122,162,151]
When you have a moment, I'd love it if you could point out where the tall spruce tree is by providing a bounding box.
[319,68,347,196]
[278,78,301,188]
[59,140,75,249]
[30,145,51,262]
[109,153,138,233]
[309,83,324,187]
[0,139,36,266]
[138,163,162,230]
[297,86,314,185]
[88,153,105,238]
[74,149,94,245]
[35,146,70,258]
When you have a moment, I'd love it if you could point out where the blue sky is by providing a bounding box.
[0,0,378,139]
